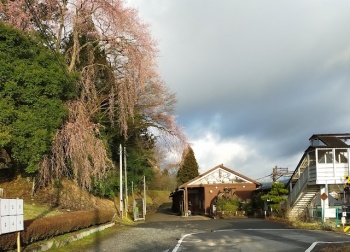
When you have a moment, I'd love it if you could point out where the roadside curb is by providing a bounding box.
[26,222,115,252]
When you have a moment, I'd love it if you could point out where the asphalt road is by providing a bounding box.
[171,226,350,252]
[81,209,350,252]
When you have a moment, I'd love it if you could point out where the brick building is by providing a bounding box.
[170,164,261,216]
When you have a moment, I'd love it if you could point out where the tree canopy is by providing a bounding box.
[0,22,75,173]
[0,0,187,192]
[261,182,289,213]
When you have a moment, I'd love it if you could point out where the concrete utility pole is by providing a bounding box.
[119,144,123,218]
[143,175,146,217]
[132,181,134,204]
[124,146,128,216]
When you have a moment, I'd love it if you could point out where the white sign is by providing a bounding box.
[0,216,10,234]
[0,199,10,216]
[343,211,347,217]
[9,216,17,233]
[16,199,23,215]
[324,208,336,218]
[0,199,24,235]
[342,216,346,224]
[17,215,24,231]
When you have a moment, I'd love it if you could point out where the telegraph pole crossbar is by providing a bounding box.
[272,166,293,182]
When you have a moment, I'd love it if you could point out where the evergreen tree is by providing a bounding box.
[0,1,187,191]
[0,23,75,173]
[261,182,289,215]
[177,146,199,186]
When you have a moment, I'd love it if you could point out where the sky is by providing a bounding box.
[127,0,350,181]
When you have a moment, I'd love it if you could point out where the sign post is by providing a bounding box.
[321,193,328,223]
[342,211,347,230]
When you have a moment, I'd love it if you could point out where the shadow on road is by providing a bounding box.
[146,202,211,222]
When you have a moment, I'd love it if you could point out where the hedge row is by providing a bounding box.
[0,209,115,251]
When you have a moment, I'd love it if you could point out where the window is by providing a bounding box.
[318,149,333,163]
[335,149,348,163]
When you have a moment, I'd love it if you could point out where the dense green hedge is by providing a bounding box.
[0,209,115,251]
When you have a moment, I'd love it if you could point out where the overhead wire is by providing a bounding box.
[255,174,273,181]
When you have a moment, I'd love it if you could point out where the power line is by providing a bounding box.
[255,166,293,182]
[255,174,273,181]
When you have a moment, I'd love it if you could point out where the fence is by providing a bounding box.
[308,206,344,226]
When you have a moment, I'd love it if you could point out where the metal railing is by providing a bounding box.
[289,166,310,206]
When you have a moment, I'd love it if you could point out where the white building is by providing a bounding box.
[288,133,350,220]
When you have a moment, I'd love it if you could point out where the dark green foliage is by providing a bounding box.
[261,182,289,214]
[91,169,119,199]
[0,23,76,173]
[177,146,199,186]
[91,125,155,197]
[250,191,265,216]
[216,197,250,218]
[216,198,241,212]
[126,140,155,193]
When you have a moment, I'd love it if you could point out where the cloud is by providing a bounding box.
[189,132,248,172]
[128,0,350,180]
[190,131,303,180]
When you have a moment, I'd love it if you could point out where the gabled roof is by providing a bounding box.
[178,164,261,188]
[288,133,350,187]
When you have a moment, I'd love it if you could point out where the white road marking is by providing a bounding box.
[213,228,296,232]
[305,241,350,252]
[172,229,350,252]
[172,233,196,252]
[172,229,293,252]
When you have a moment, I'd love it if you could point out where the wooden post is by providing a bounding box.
[17,232,20,252]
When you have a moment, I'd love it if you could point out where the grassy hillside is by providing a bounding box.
[0,172,172,220]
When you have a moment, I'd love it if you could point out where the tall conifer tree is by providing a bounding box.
[177,146,199,186]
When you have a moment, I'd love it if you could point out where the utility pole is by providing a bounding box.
[272,166,293,182]
[143,175,146,217]
[132,181,134,204]
[119,144,123,218]
[124,146,128,216]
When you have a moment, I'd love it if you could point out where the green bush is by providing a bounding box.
[0,209,114,251]
[91,170,119,199]
[216,198,241,212]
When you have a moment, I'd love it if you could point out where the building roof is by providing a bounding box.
[178,164,261,188]
[310,133,350,148]
[288,133,350,186]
